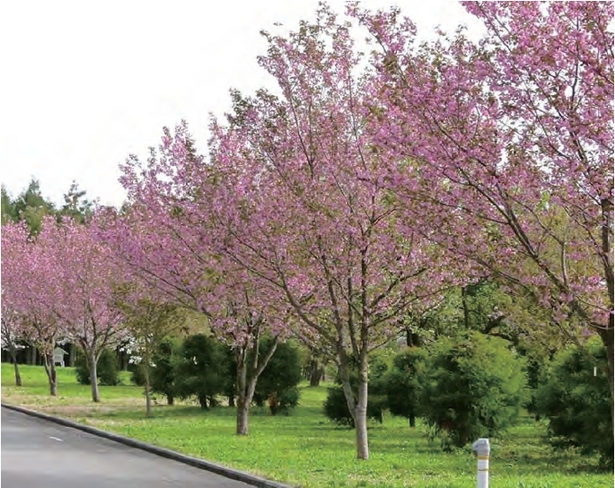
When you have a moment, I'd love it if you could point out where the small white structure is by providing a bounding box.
[53,347,68,367]
[472,438,490,488]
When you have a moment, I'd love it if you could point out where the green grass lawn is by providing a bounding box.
[2,363,613,487]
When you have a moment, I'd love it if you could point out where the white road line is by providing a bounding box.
[48,436,63,442]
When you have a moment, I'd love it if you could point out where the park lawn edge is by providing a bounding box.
[1,364,613,488]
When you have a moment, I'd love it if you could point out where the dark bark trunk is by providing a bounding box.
[339,360,357,423]
[28,346,37,365]
[309,366,322,387]
[461,286,471,330]
[144,364,152,417]
[597,320,614,433]
[167,394,174,406]
[69,343,76,367]
[10,347,22,387]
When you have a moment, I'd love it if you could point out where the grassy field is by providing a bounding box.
[2,363,613,487]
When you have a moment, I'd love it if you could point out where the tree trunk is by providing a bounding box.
[144,365,152,417]
[338,348,370,460]
[88,353,100,403]
[236,351,248,434]
[461,286,471,330]
[309,365,322,387]
[236,395,250,435]
[234,354,263,434]
[10,347,22,387]
[167,394,174,406]
[339,362,357,425]
[42,352,57,396]
[233,334,278,435]
[69,343,76,367]
[339,374,370,460]
[597,321,614,433]
[354,371,370,460]
[235,356,249,435]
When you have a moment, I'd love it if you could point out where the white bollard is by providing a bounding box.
[471,438,490,488]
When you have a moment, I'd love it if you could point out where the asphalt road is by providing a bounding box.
[1,407,253,488]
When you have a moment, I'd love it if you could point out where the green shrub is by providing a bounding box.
[324,385,354,426]
[385,347,428,427]
[277,386,301,413]
[75,348,120,386]
[534,336,613,468]
[173,334,229,409]
[150,336,180,405]
[130,361,146,386]
[130,336,181,405]
[253,339,302,415]
[419,331,527,449]
[323,352,390,427]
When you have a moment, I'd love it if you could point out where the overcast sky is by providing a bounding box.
[0,0,485,207]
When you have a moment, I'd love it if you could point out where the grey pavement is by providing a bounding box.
[1,407,255,488]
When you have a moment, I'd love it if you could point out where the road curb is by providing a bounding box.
[1,403,293,488]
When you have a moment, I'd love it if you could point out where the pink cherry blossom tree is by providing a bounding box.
[1,294,27,386]
[2,219,65,395]
[353,2,613,409]
[48,216,127,403]
[103,125,290,434]
[206,6,457,459]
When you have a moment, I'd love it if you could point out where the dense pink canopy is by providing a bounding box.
[352,1,613,333]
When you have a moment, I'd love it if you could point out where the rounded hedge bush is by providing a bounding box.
[385,347,428,427]
[534,335,613,468]
[75,348,120,386]
[419,331,527,449]
[173,333,229,409]
[253,338,303,414]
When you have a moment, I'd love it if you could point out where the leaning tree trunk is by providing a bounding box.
[88,352,101,403]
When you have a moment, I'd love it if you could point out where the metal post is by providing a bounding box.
[471,438,490,488]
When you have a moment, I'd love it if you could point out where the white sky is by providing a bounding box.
[0,0,484,208]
